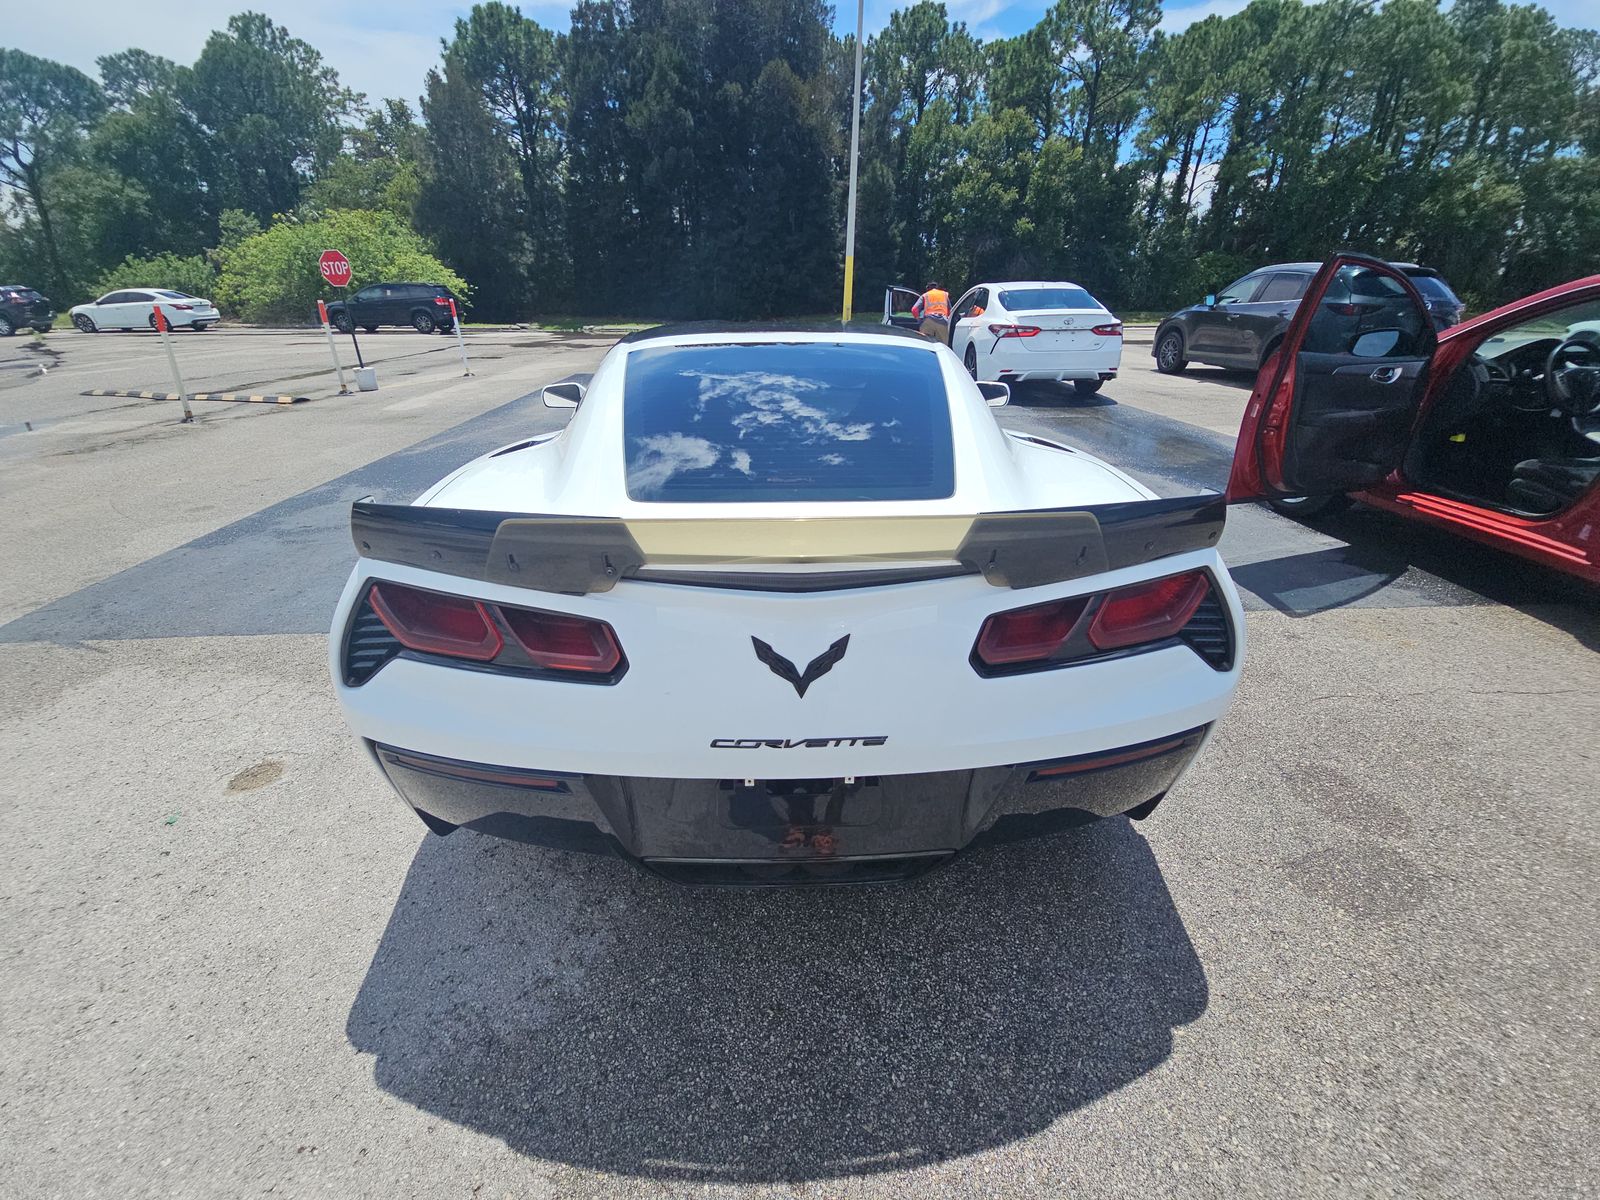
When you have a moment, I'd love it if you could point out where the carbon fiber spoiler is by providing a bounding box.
[350,493,1225,595]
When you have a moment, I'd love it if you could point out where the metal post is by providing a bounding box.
[348,323,365,369]
[449,299,472,376]
[318,300,352,394]
[841,0,866,325]
[155,305,193,423]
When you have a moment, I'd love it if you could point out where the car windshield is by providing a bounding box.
[997,287,1099,311]
[5,288,43,301]
[623,341,955,503]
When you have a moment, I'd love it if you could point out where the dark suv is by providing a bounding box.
[324,283,459,335]
[1153,261,1463,374]
[0,285,55,336]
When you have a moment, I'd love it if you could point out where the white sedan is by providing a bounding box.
[330,327,1243,884]
[70,289,219,333]
[891,280,1123,393]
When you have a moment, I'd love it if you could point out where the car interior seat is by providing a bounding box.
[1505,414,1600,513]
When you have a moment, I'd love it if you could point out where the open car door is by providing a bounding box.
[884,285,922,329]
[1227,253,1436,501]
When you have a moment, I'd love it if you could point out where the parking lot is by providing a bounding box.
[2,327,1596,1197]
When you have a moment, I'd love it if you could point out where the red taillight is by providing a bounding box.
[368,582,503,661]
[988,324,1040,338]
[1091,323,1123,337]
[974,597,1090,666]
[433,296,449,305]
[171,303,193,310]
[1087,570,1211,651]
[498,607,623,674]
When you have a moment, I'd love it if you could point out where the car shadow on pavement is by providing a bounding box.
[1233,505,1600,648]
[347,816,1206,1183]
[1007,381,1116,407]
[1178,368,1257,391]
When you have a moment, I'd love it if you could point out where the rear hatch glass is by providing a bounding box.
[623,342,955,503]
[4,287,49,310]
[996,286,1109,353]
[1404,274,1461,306]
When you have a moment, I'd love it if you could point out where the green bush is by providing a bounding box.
[214,209,468,325]
[93,253,219,300]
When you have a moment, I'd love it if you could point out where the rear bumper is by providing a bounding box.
[366,725,1210,884]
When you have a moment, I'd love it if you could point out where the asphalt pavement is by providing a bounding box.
[1,326,1595,1198]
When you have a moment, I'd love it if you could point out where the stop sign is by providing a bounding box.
[319,250,352,287]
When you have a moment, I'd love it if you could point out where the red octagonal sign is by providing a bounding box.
[319,249,352,287]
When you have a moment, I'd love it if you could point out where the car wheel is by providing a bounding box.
[1267,494,1352,519]
[1155,329,1188,374]
[1259,337,1283,369]
[331,312,354,334]
[0,315,14,337]
[363,325,378,333]
[148,313,159,330]
[963,344,978,379]
[73,314,98,333]
[1074,379,1105,395]
[412,311,436,334]
[32,325,52,334]
[189,323,210,331]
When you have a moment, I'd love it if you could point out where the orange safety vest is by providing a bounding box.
[915,289,950,320]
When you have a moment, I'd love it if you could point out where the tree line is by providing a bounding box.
[2,0,1595,324]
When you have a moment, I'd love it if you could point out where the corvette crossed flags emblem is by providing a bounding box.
[751,635,850,698]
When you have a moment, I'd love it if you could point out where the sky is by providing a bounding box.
[6,0,1597,110]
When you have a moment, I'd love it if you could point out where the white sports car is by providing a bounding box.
[886,280,1123,392]
[330,326,1243,883]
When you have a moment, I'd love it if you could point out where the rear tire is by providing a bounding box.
[1155,329,1188,374]
[363,325,378,333]
[412,311,436,334]
[0,315,14,337]
[331,312,354,334]
[1268,494,1352,519]
[73,314,98,333]
[1074,379,1105,395]
[964,343,979,379]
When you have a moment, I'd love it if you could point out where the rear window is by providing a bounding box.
[623,342,955,503]
[1405,274,1460,303]
[5,287,43,302]
[157,290,194,299]
[997,286,1099,311]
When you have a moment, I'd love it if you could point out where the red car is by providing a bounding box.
[1226,254,1600,586]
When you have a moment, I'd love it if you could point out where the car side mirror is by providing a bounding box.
[542,381,586,409]
[1204,293,1217,308]
[977,381,1010,407]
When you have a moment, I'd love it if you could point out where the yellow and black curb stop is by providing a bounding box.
[82,388,311,405]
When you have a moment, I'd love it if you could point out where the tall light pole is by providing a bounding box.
[840,0,865,324]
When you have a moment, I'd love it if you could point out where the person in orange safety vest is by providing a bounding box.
[911,282,950,341]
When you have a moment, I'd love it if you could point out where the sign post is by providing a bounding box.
[448,298,472,376]
[153,305,193,423]
[318,249,364,368]
[317,299,352,394]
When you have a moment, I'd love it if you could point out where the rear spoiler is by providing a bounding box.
[350,494,1225,595]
